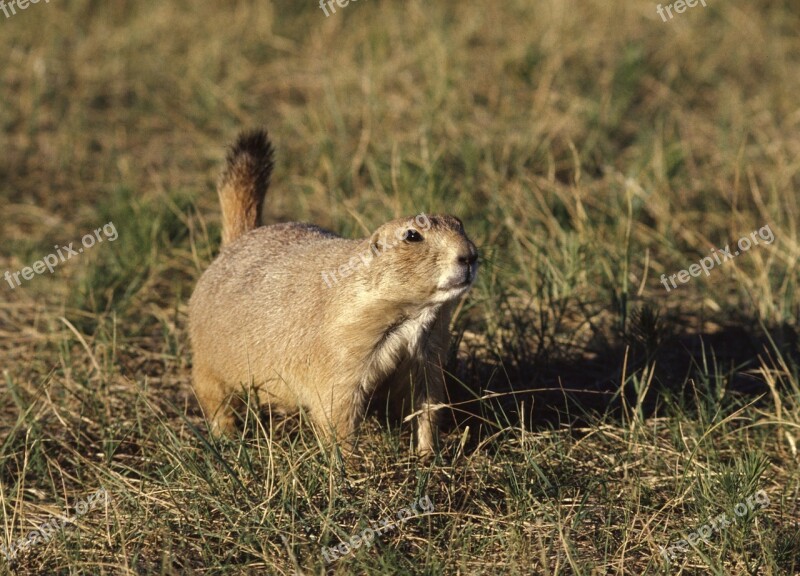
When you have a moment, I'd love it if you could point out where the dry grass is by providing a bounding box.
[1,0,799,574]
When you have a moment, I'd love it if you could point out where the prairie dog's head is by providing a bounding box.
[363,214,478,305]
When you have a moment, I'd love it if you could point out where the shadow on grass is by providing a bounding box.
[441,312,798,445]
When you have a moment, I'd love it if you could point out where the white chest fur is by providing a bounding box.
[367,306,441,381]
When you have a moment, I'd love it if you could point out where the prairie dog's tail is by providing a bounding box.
[217,129,275,246]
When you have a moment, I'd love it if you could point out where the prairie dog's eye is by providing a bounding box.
[404,229,424,242]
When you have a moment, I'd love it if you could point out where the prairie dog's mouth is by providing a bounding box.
[439,278,471,291]
[437,261,478,292]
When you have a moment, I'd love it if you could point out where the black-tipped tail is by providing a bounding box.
[217,129,275,246]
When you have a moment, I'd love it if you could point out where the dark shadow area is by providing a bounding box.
[440,308,799,448]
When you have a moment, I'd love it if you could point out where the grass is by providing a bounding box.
[1,0,799,573]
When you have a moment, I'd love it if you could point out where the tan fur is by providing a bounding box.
[189,129,478,454]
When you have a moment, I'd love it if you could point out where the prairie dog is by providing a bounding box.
[188,129,478,454]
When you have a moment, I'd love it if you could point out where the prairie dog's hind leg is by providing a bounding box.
[192,365,237,435]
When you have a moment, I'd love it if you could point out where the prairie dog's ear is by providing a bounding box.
[414,213,432,231]
[369,229,383,255]
[369,228,395,256]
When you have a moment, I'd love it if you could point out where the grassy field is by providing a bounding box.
[1,0,799,574]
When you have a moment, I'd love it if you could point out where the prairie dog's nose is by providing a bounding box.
[458,250,478,266]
